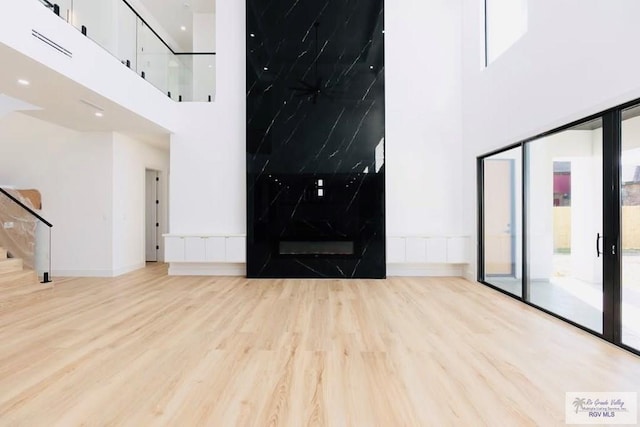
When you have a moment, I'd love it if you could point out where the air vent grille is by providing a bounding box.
[31,29,72,58]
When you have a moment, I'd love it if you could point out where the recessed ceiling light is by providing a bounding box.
[17,79,30,86]
[94,112,104,117]
[250,33,255,38]
[263,66,269,71]
[180,26,187,31]
[369,65,374,70]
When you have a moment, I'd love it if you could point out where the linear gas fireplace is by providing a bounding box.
[246,0,385,278]
[247,173,384,278]
[279,241,355,256]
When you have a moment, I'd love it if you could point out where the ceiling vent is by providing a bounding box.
[31,29,72,58]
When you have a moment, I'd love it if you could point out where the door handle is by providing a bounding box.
[596,233,603,257]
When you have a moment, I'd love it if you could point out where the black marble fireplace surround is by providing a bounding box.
[246,0,385,278]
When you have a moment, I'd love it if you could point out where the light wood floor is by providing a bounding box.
[0,264,639,426]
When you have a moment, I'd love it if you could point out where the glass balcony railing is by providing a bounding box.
[0,188,52,284]
[37,0,216,102]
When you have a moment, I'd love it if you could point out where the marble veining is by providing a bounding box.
[246,0,385,278]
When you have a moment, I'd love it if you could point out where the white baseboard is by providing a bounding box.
[386,263,466,277]
[168,263,465,277]
[52,270,110,278]
[51,263,145,278]
[169,263,246,276]
[463,267,476,282]
[54,263,466,279]
[52,268,143,278]
[112,262,146,277]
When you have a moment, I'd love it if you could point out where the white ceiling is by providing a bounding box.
[0,43,170,149]
[137,0,215,52]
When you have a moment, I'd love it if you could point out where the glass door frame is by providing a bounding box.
[477,143,523,296]
[602,110,622,344]
[478,103,639,357]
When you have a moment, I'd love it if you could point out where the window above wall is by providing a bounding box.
[485,0,528,65]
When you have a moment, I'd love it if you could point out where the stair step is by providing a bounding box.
[0,269,39,287]
[0,247,6,259]
[0,258,23,274]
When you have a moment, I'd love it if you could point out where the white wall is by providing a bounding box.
[0,112,169,277]
[193,13,216,102]
[169,0,245,235]
[0,113,114,275]
[386,0,463,237]
[169,0,465,252]
[112,133,169,275]
[462,0,640,279]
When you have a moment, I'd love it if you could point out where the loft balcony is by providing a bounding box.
[36,0,216,103]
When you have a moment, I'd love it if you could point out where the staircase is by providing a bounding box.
[0,246,40,287]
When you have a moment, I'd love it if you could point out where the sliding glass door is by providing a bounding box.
[526,119,603,333]
[621,105,640,352]
[479,101,640,356]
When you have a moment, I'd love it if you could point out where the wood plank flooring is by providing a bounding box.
[0,264,639,426]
